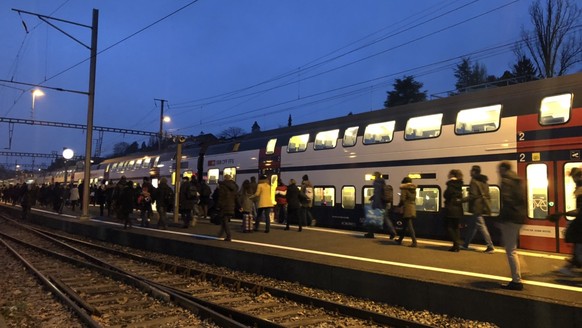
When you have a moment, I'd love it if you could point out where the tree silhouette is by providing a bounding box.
[383,75,427,108]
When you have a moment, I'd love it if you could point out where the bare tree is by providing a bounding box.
[521,0,582,78]
[219,126,246,139]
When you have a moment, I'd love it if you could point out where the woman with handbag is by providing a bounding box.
[396,177,418,247]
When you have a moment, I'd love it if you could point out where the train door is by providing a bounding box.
[518,158,580,253]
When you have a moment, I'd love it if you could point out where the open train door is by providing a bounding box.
[517,159,576,254]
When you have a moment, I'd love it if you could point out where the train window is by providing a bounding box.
[135,159,143,170]
[363,121,395,145]
[343,126,358,147]
[527,164,548,219]
[564,163,581,219]
[314,129,339,150]
[409,186,440,212]
[539,93,572,125]
[314,186,334,206]
[287,134,309,153]
[404,114,443,140]
[153,156,160,168]
[363,186,373,206]
[223,167,237,181]
[462,185,500,216]
[341,186,356,209]
[207,168,219,185]
[455,104,501,134]
[143,157,152,168]
[110,163,117,172]
[266,139,277,155]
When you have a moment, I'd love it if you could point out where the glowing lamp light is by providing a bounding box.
[62,148,74,160]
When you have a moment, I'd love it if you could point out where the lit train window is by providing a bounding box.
[109,163,117,172]
[462,185,500,216]
[539,93,572,125]
[223,167,237,181]
[363,186,373,206]
[564,163,582,219]
[314,129,339,150]
[343,126,358,147]
[410,186,440,212]
[135,159,143,170]
[287,134,309,153]
[363,121,395,145]
[455,104,501,134]
[314,186,334,206]
[266,139,277,155]
[207,168,219,185]
[153,156,160,168]
[143,157,152,168]
[127,160,135,171]
[341,186,356,209]
[527,164,548,219]
[404,114,443,140]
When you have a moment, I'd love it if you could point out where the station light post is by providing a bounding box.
[62,148,74,186]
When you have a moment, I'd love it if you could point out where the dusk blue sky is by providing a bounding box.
[0,0,567,168]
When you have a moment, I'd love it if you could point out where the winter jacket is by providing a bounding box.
[565,186,582,243]
[239,191,254,213]
[179,181,196,210]
[371,178,386,210]
[254,179,274,209]
[400,182,417,218]
[444,178,464,219]
[499,169,526,224]
[218,179,239,216]
[301,179,314,207]
[466,174,491,216]
[285,183,305,210]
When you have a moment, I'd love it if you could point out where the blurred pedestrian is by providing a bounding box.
[301,174,315,226]
[139,177,155,227]
[558,167,582,276]
[498,161,526,290]
[238,179,254,232]
[444,169,464,252]
[284,179,306,231]
[179,176,196,228]
[96,179,107,217]
[156,177,174,230]
[69,184,80,212]
[218,174,238,241]
[275,180,288,224]
[253,174,274,233]
[365,172,396,239]
[396,177,418,247]
[462,165,495,253]
[199,178,212,219]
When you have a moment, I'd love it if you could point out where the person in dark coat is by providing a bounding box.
[114,178,134,229]
[284,179,306,231]
[498,161,526,290]
[462,165,495,253]
[365,172,396,239]
[179,176,196,228]
[96,179,107,217]
[558,167,582,276]
[20,183,36,220]
[396,177,418,247]
[444,169,464,252]
[217,174,238,241]
[139,177,155,227]
[156,177,174,230]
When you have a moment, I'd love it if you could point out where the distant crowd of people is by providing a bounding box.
[2,160,581,289]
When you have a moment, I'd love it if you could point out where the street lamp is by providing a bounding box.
[31,89,45,119]
[62,148,74,186]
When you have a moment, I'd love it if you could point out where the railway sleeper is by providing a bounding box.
[113,315,188,328]
[260,307,307,320]
[212,296,252,305]
[234,301,280,312]
[279,316,331,328]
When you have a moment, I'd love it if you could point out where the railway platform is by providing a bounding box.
[1,203,581,328]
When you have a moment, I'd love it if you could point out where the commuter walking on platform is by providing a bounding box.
[462,165,495,253]
[69,184,80,212]
[253,175,274,233]
[301,174,315,226]
[498,161,526,290]
[396,177,418,247]
[96,179,107,217]
[555,167,582,276]
[365,172,396,239]
[139,177,155,227]
[19,183,35,220]
[444,170,464,252]
[179,176,196,228]
[285,179,306,231]
[114,177,134,229]
[199,179,212,219]
[238,180,254,232]
[217,174,238,241]
[156,177,173,230]
[275,180,288,224]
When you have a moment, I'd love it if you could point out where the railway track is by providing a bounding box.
[0,215,434,327]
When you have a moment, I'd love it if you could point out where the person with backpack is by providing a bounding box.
[199,179,212,219]
[444,169,464,252]
[301,174,315,226]
[156,177,174,230]
[365,172,396,239]
[217,174,238,241]
[395,176,418,247]
[498,161,527,290]
[284,178,307,231]
[139,177,155,228]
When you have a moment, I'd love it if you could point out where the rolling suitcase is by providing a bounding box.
[242,213,253,232]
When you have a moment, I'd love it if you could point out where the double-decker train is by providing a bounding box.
[33,73,582,254]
